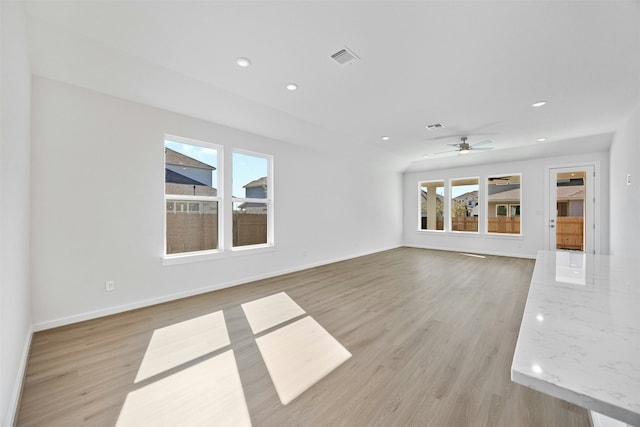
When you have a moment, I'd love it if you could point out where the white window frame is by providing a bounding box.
[163,135,223,262]
[417,180,446,232]
[486,173,522,236]
[231,149,274,250]
[450,176,479,233]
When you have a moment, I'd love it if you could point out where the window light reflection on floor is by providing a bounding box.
[122,292,351,426]
[118,350,251,427]
[135,310,230,383]
[241,291,306,334]
[255,316,352,405]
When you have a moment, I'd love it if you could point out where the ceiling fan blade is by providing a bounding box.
[470,139,493,147]
[428,150,459,158]
[433,148,458,154]
[447,143,462,148]
[471,147,494,151]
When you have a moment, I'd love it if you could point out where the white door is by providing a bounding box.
[548,165,595,253]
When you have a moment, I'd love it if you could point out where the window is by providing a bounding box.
[487,174,521,235]
[451,177,479,232]
[165,136,220,255]
[419,180,445,231]
[232,151,272,248]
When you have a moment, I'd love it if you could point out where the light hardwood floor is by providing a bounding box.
[17,248,590,426]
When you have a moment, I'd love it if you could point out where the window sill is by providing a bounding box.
[231,244,276,256]
[415,230,524,239]
[162,250,224,266]
[483,233,524,239]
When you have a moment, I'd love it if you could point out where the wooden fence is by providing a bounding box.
[166,213,218,254]
[451,217,479,232]
[556,217,584,250]
[166,213,267,253]
[233,213,267,247]
[488,217,520,234]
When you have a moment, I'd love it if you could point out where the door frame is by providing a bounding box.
[544,161,600,254]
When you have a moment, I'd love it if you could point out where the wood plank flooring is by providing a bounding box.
[17,248,591,426]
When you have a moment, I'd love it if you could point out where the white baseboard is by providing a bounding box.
[403,244,537,260]
[32,245,401,331]
[5,325,33,427]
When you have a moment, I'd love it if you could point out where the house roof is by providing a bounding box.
[487,185,584,203]
[488,188,521,202]
[244,177,267,188]
[165,168,207,186]
[165,148,215,170]
[557,185,584,200]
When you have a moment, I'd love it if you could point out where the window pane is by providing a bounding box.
[233,202,268,247]
[419,181,444,230]
[166,201,218,254]
[488,175,521,234]
[451,178,479,232]
[165,140,217,196]
[165,138,219,255]
[233,152,267,199]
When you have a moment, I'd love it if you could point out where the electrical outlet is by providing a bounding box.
[105,280,115,292]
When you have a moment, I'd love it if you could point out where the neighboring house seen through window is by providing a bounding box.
[419,180,445,231]
[487,174,521,235]
[232,151,273,248]
[165,137,220,255]
[417,173,522,236]
[451,177,479,232]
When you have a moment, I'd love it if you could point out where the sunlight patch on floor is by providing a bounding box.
[118,350,251,427]
[241,292,306,334]
[255,316,352,405]
[135,310,230,382]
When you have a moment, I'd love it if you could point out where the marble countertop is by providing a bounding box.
[511,250,640,426]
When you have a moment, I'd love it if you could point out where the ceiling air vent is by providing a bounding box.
[331,47,360,66]
[426,123,445,131]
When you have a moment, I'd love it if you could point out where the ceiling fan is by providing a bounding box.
[431,137,494,157]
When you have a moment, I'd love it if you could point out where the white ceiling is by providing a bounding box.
[24,1,640,171]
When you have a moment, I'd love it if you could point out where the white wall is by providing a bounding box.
[609,103,640,258]
[403,151,610,258]
[30,77,403,329]
[0,3,32,425]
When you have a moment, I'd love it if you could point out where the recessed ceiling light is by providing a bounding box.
[286,83,298,91]
[532,100,547,107]
[381,136,390,141]
[537,137,547,142]
[236,57,251,67]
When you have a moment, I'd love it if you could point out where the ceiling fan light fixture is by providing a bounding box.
[285,83,298,91]
[532,100,547,107]
[381,136,390,141]
[460,149,471,155]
